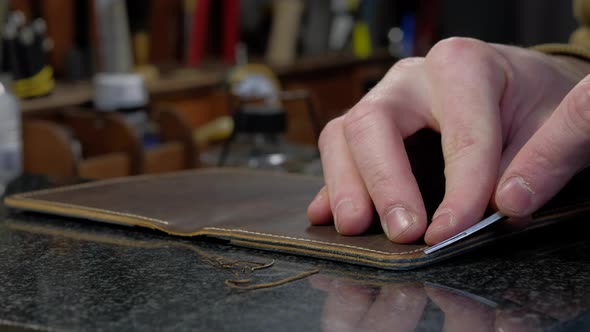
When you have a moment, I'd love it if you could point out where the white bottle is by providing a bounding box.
[0,78,21,188]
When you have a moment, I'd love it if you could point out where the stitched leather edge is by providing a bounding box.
[230,239,428,269]
[204,227,426,256]
[4,195,428,256]
[9,169,589,266]
[5,196,170,226]
[8,188,590,270]
[4,169,431,257]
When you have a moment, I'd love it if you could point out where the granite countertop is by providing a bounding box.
[0,175,589,332]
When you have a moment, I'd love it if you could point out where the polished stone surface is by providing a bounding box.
[1,175,589,331]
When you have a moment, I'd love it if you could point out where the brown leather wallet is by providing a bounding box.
[4,168,590,270]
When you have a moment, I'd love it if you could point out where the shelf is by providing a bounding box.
[20,69,225,114]
[20,50,395,115]
[21,81,93,114]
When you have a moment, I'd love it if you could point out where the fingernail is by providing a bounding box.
[384,207,415,241]
[498,176,535,215]
[335,199,356,233]
[432,211,453,227]
[430,211,455,240]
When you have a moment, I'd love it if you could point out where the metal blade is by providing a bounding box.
[424,211,507,255]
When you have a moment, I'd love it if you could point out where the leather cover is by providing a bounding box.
[4,168,590,270]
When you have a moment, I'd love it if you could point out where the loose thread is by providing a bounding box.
[225,268,320,290]
[204,255,319,290]
[251,260,275,271]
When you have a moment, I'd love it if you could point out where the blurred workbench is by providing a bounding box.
[21,50,396,136]
[20,50,395,180]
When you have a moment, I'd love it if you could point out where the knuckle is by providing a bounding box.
[519,144,560,179]
[427,37,490,68]
[330,113,398,195]
[318,117,343,151]
[442,128,478,164]
[389,57,424,74]
[364,58,424,104]
[363,159,398,195]
[342,106,376,144]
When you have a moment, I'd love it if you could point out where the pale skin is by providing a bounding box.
[309,275,543,331]
[307,37,590,245]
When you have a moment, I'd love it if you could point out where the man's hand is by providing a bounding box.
[310,275,544,331]
[307,37,590,245]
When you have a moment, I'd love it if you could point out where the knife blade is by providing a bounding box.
[424,211,507,255]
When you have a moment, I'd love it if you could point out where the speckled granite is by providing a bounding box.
[1,175,589,331]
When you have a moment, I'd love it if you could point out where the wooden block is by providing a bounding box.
[282,95,318,146]
[22,119,76,177]
[78,152,131,179]
[154,107,199,167]
[143,142,185,174]
[62,110,142,174]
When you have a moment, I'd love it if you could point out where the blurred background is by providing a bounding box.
[0,0,579,191]
[4,0,579,74]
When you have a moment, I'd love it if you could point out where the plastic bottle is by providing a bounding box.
[0,78,22,190]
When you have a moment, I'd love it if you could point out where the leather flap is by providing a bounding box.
[5,168,590,270]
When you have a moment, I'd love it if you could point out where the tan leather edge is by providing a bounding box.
[202,226,428,258]
[3,196,202,236]
[228,238,478,270]
[8,194,587,270]
[3,193,548,269]
[230,239,426,269]
[202,228,457,270]
[530,43,590,62]
[216,205,590,270]
[5,195,430,260]
[9,167,588,270]
[8,192,590,270]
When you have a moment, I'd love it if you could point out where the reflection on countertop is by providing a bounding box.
[0,175,589,331]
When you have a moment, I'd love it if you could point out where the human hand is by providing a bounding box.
[310,275,544,331]
[309,276,428,332]
[307,37,590,244]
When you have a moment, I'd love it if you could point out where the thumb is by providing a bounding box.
[496,75,590,216]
